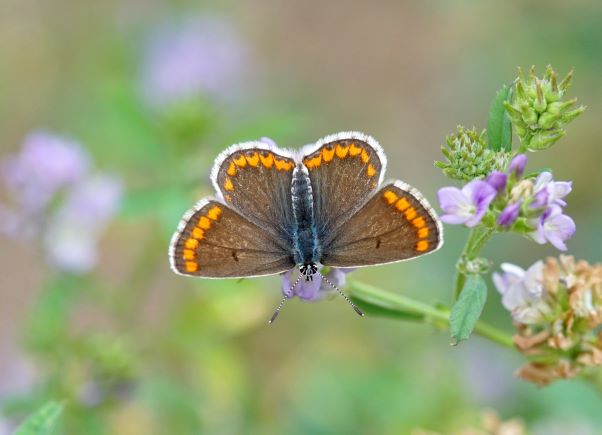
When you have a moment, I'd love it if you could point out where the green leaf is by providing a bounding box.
[15,401,63,435]
[487,85,513,152]
[450,275,488,345]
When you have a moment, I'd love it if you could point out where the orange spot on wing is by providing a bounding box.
[185,261,198,272]
[418,227,429,238]
[383,190,398,205]
[182,249,195,260]
[233,154,247,167]
[366,164,376,177]
[227,162,237,176]
[185,238,199,249]
[198,216,212,230]
[349,143,362,156]
[416,240,429,252]
[395,198,410,211]
[360,149,370,163]
[322,146,335,162]
[304,154,322,170]
[246,152,260,167]
[404,207,417,221]
[260,152,274,168]
[412,216,426,228]
[224,178,234,191]
[192,228,205,240]
[207,206,222,220]
[335,144,349,159]
[275,157,293,171]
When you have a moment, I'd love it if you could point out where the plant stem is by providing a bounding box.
[453,227,495,299]
[349,281,514,348]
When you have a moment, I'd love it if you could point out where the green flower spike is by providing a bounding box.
[504,65,585,151]
[435,126,509,181]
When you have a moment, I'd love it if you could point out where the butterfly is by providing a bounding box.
[169,132,443,322]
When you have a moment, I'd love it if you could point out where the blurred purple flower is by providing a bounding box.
[486,171,508,193]
[493,261,551,324]
[437,180,496,227]
[497,201,521,227]
[281,267,354,301]
[508,153,527,177]
[1,132,122,274]
[1,132,89,213]
[531,171,572,208]
[140,16,251,107]
[44,175,122,273]
[530,205,575,251]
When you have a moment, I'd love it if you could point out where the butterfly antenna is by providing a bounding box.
[318,273,364,317]
[268,275,302,325]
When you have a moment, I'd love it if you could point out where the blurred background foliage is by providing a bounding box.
[0,0,601,434]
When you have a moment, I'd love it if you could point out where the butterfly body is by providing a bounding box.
[291,163,321,266]
[169,132,443,283]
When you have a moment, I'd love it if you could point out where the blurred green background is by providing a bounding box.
[1,0,601,434]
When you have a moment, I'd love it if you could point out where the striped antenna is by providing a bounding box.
[318,272,364,317]
[268,274,302,324]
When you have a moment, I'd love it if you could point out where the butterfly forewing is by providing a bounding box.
[211,143,296,241]
[302,132,386,242]
[170,199,295,278]
[320,181,442,267]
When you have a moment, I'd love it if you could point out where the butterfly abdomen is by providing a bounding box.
[291,164,321,265]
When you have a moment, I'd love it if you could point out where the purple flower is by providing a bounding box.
[44,175,122,273]
[486,171,508,193]
[508,154,528,177]
[492,261,551,324]
[531,172,572,208]
[530,205,575,251]
[140,16,251,107]
[1,132,89,213]
[437,180,497,227]
[497,201,521,227]
[281,267,354,301]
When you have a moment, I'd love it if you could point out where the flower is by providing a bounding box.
[507,154,527,177]
[437,180,497,227]
[497,201,521,227]
[530,205,575,251]
[1,131,89,214]
[486,171,508,193]
[1,132,122,274]
[435,126,509,181]
[504,65,585,151]
[281,267,354,301]
[493,261,551,324]
[531,172,572,208]
[140,16,251,107]
[44,175,122,273]
[501,256,602,386]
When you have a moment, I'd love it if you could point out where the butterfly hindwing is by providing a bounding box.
[169,198,295,278]
[320,181,443,267]
[211,142,296,241]
[302,132,386,242]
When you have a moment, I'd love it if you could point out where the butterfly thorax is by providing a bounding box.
[291,163,321,266]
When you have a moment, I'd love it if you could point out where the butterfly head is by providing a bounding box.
[299,262,318,281]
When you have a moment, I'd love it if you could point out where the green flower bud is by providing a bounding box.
[506,65,585,152]
[435,126,510,181]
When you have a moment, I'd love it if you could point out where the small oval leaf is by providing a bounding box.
[450,275,488,345]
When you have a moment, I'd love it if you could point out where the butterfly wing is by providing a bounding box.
[301,132,386,242]
[320,181,443,267]
[211,141,296,241]
[169,198,295,278]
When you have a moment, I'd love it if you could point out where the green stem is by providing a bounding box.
[453,227,495,299]
[349,281,514,349]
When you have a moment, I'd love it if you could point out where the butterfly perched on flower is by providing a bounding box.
[169,132,443,322]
